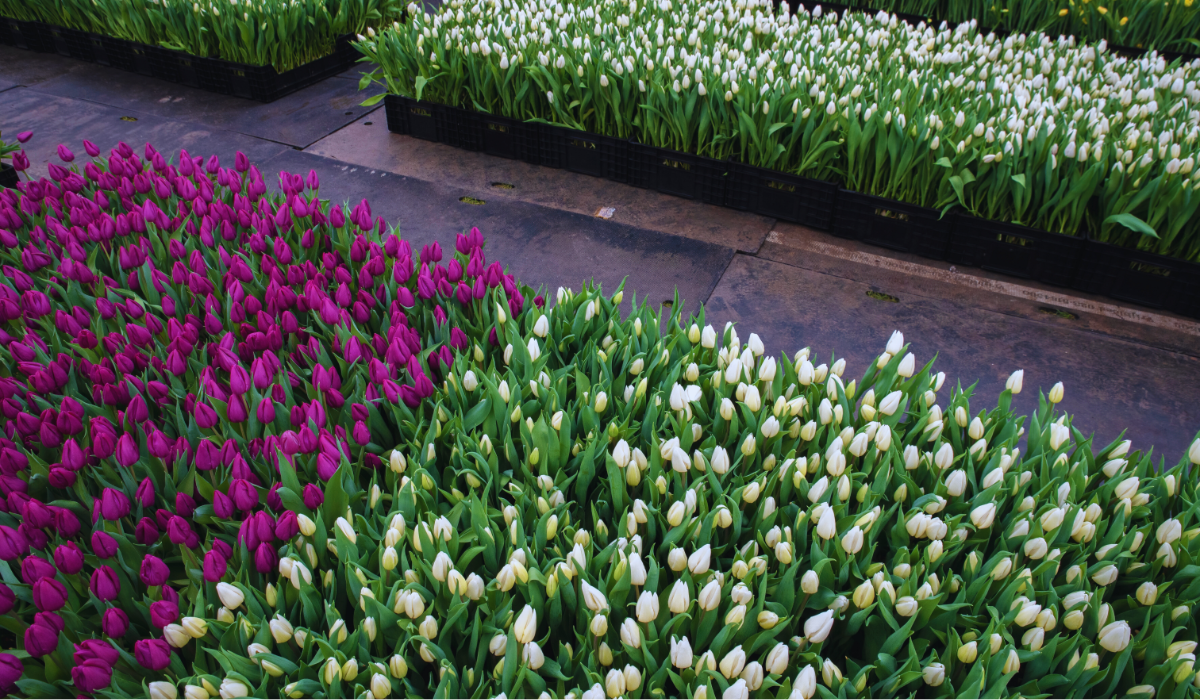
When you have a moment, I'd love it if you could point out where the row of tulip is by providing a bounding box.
[857,0,1200,55]
[1,136,1200,698]
[355,0,1200,261]
[0,0,401,72]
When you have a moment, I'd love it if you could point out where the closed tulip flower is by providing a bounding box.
[1092,565,1119,587]
[803,610,834,643]
[801,570,819,594]
[922,663,945,686]
[216,583,244,609]
[793,666,817,699]
[958,641,978,663]
[515,605,537,644]
[620,618,640,648]
[853,580,875,609]
[841,527,864,554]
[765,643,789,675]
[970,503,996,529]
[1098,621,1132,652]
[699,580,722,611]
[636,591,659,623]
[896,596,919,617]
[668,580,691,614]
[688,545,711,575]
[670,636,693,669]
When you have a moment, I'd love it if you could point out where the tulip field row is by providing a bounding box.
[854,0,1200,56]
[355,0,1200,263]
[0,132,1197,699]
[0,0,402,72]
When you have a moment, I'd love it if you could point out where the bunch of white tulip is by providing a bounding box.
[356,0,1200,258]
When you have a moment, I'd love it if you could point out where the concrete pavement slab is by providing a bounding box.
[27,63,376,148]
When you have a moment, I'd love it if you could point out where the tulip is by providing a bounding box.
[922,663,945,686]
[217,582,244,609]
[515,605,537,644]
[669,636,693,669]
[802,609,836,646]
[1098,621,1131,652]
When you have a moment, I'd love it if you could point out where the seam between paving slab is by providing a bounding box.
[765,230,1200,338]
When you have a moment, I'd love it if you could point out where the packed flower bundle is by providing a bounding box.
[861,0,1200,55]
[355,0,1200,260]
[0,0,402,72]
[0,137,534,696]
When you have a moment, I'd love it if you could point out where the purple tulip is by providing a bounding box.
[302,483,324,509]
[60,438,85,470]
[0,654,22,692]
[195,439,220,471]
[135,477,155,508]
[254,542,278,574]
[115,433,140,467]
[53,508,81,538]
[24,623,58,656]
[0,585,15,615]
[167,516,192,546]
[140,555,170,587]
[275,511,299,540]
[99,488,130,520]
[316,453,338,481]
[56,144,75,162]
[202,549,227,582]
[102,608,129,638]
[149,599,178,628]
[133,638,171,671]
[212,490,234,519]
[35,612,63,633]
[73,639,119,666]
[229,479,257,511]
[31,577,68,612]
[135,517,160,545]
[91,530,119,558]
[83,140,100,157]
[15,131,31,143]
[53,542,84,575]
[194,401,218,429]
[90,565,120,601]
[21,556,56,585]
[71,658,112,693]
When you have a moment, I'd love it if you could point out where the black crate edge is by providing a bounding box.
[1075,235,1200,317]
[541,126,628,183]
[950,215,1083,288]
[628,142,728,206]
[1,21,357,101]
[728,162,838,229]
[383,95,451,143]
[0,164,18,189]
[832,189,954,260]
[8,19,54,53]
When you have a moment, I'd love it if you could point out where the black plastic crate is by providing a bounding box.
[540,126,628,183]
[84,32,112,66]
[0,164,18,189]
[118,39,156,76]
[832,189,954,260]
[627,142,727,205]
[213,36,355,102]
[447,109,541,163]
[9,20,54,52]
[1074,237,1200,316]
[950,216,1083,287]
[384,94,451,143]
[727,162,838,229]
[0,18,14,46]
[48,26,94,62]
[145,45,203,88]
